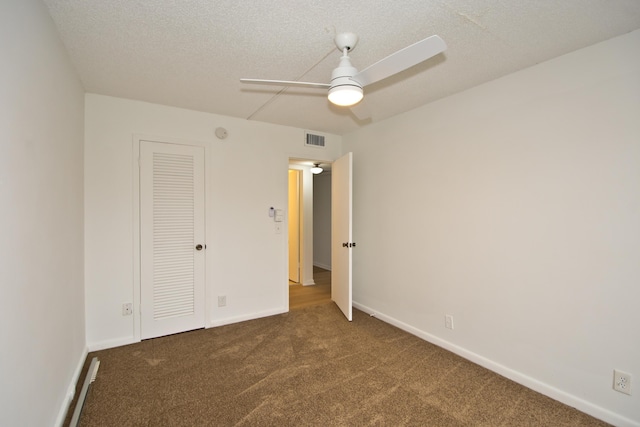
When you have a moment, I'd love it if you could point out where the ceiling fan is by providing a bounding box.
[240,32,447,114]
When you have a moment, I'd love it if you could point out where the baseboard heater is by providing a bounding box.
[69,357,100,427]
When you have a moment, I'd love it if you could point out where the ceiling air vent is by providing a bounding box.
[304,131,325,148]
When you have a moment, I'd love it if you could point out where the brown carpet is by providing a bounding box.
[69,303,609,426]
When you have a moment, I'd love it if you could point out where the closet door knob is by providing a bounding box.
[195,244,203,251]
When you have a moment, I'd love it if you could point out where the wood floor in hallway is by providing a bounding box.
[289,266,331,310]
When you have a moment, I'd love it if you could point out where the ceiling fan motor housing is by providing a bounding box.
[328,56,363,106]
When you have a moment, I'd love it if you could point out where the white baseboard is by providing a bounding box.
[55,346,88,427]
[87,308,289,351]
[352,301,639,427]
[302,279,316,286]
[88,336,138,352]
[209,307,287,328]
[313,262,331,271]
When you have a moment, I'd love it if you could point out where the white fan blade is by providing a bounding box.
[351,35,446,87]
[349,101,370,121]
[240,78,330,89]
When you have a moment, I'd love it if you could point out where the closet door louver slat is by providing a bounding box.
[152,152,196,320]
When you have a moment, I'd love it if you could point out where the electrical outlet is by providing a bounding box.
[122,303,133,316]
[445,314,454,330]
[613,370,632,395]
[218,295,227,307]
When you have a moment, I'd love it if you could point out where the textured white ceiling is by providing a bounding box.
[43,0,640,135]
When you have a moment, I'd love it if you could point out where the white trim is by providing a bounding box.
[352,301,640,427]
[55,346,88,427]
[132,139,141,342]
[313,262,331,271]
[87,336,139,353]
[209,307,287,328]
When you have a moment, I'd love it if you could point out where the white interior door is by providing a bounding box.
[140,140,206,339]
[331,152,353,321]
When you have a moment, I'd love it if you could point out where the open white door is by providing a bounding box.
[331,152,353,321]
[140,140,206,339]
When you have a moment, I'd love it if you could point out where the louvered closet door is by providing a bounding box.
[140,140,205,340]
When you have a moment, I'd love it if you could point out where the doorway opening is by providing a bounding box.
[287,160,332,309]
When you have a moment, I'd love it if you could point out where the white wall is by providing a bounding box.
[84,94,341,349]
[344,30,640,426]
[313,173,332,270]
[0,1,86,426]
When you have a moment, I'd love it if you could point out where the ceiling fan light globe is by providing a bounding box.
[328,85,363,107]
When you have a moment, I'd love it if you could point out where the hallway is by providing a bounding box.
[289,266,331,310]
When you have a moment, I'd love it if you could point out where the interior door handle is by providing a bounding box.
[195,244,203,251]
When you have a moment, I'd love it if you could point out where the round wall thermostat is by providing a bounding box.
[215,127,228,139]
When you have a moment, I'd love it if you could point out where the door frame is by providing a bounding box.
[132,134,211,342]
[287,157,350,313]
[287,163,316,288]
